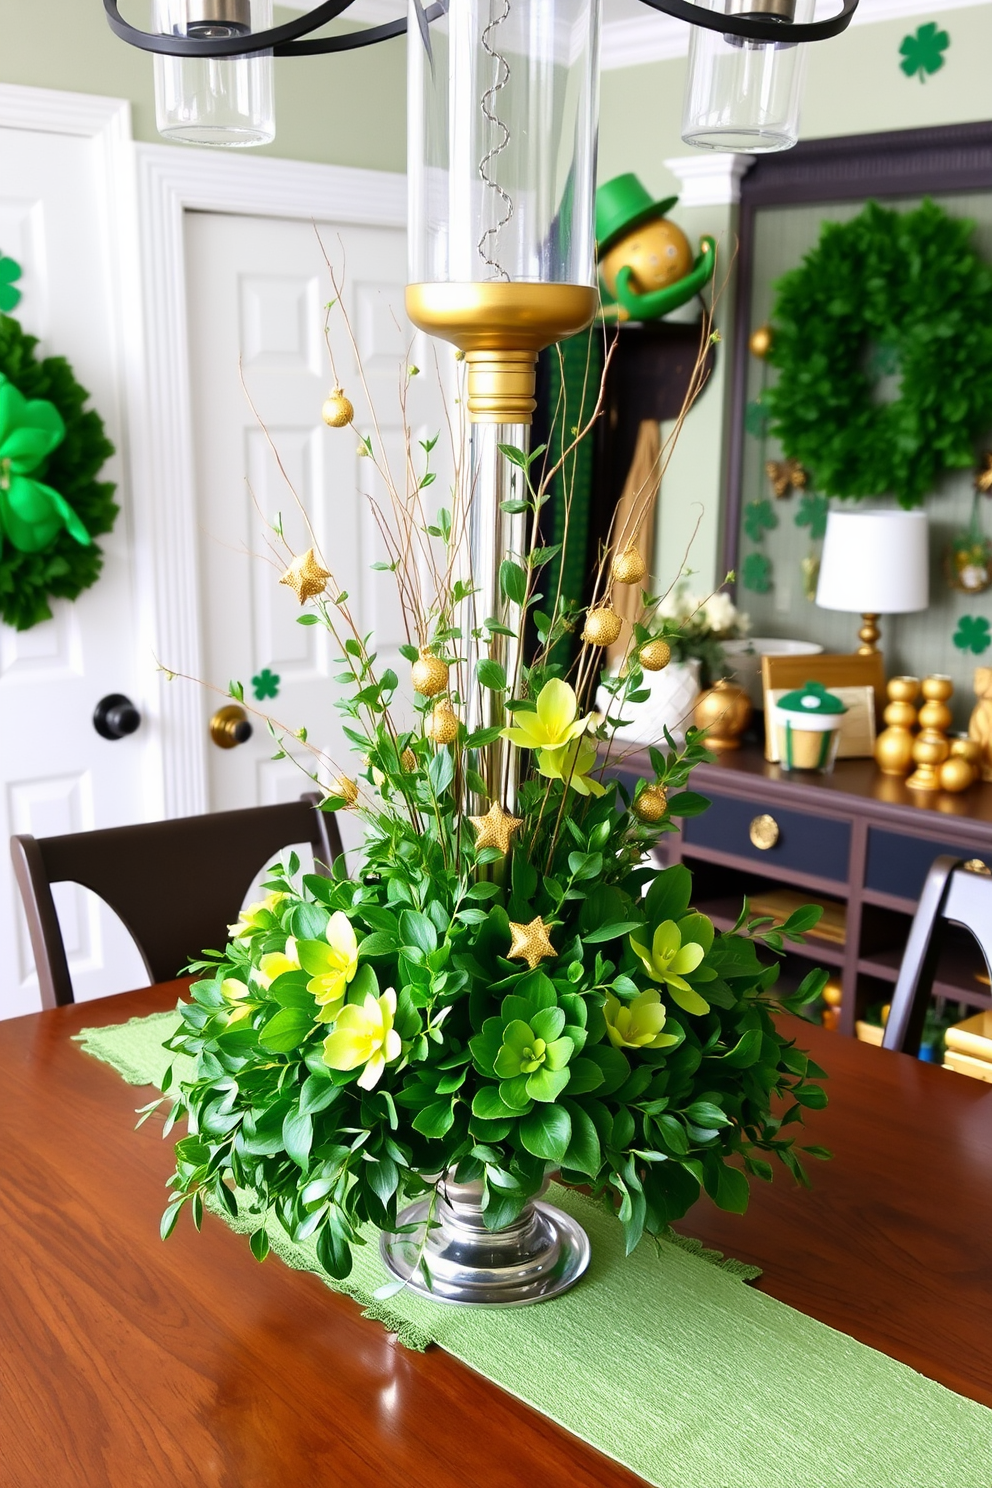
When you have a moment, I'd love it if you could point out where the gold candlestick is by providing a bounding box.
[906,675,954,792]
[874,675,919,777]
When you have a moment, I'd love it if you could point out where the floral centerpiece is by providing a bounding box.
[654,584,750,689]
[157,279,827,1303]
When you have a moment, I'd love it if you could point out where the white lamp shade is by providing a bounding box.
[816,509,929,615]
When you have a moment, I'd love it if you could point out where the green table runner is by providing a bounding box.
[78,1011,992,1488]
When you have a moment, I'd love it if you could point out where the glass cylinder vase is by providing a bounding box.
[406,0,602,422]
[680,0,813,154]
[153,0,275,148]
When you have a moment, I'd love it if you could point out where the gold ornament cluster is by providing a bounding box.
[874,675,982,793]
[411,647,449,698]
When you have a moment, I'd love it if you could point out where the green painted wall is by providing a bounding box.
[598,4,992,600]
[0,1,408,172]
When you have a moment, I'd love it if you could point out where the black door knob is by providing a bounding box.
[94,693,141,741]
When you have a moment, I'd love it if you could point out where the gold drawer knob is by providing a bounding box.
[749,813,780,851]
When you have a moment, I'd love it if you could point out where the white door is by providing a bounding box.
[185,210,450,855]
[0,123,151,1016]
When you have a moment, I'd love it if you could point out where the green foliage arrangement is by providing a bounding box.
[0,314,117,630]
[765,200,992,509]
[154,281,828,1285]
[162,801,829,1277]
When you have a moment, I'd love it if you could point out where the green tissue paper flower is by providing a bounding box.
[0,374,90,554]
[0,256,22,313]
[493,1008,575,1105]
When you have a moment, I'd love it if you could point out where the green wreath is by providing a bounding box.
[0,312,117,630]
[765,200,992,509]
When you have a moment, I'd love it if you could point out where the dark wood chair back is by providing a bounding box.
[10,795,343,1010]
[883,855,992,1055]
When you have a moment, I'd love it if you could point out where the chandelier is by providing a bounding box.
[104,0,858,156]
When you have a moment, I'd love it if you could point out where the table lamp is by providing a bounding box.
[816,509,929,653]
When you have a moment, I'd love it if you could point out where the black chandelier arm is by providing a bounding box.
[103,0,362,57]
[635,0,859,45]
[277,1,448,54]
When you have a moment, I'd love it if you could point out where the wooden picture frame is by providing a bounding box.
[761,651,885,762]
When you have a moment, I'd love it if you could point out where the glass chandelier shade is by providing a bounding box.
[152,0,275,148]
[680,0,813,153]
[406,0,602,422]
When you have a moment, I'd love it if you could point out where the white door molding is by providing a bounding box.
[132,144,407,818]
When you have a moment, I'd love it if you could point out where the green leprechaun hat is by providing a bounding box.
[595,173,679,256]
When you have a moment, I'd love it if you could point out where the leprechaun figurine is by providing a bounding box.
[596,173,716,323]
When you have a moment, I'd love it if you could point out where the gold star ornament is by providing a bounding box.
[468,801,524,855]
[280,548,331,604]
[507,917,557,971]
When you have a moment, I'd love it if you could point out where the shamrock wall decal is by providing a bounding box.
[744,398,769,439]
[953,616,991,655]
[252,667,281,700]
[744,498,778,543]
[794,491,829,541]
[0,255,22,313]
[0,374,90,553]
[741,551,773,594]
[899,22,949,82]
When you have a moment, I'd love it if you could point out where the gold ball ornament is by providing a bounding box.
[411,647,449,698]
[425,700,459,744]
[633,783,668,823]
[938,755,977,793]
[874,727,916,778]
[400,748,417,772]
[329,775,359,807]
[749,325,774,360]
[321,386,354,428]
[599,218,693,301]
[611,543,647,586]
[582,605,622,648]
[950,737,983,768]
[639,639,671,672]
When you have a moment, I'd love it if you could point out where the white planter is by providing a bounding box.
[722,637,824,709]
[598,658,702,750]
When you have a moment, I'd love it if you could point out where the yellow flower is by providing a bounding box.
[502,679,592,754]
[228,891,285,939]
[604,988,679,1050]
[255,938,300,989]
[629,919,712,1016]
[298,912,359,1022]
[536,735,606,797]
[321,987,401,1091]
[220,976,252,1024]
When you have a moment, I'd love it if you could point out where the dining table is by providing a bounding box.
[1,978,991,1488]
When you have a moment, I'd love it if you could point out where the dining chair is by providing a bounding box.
[882,855,992,1056]
[10,795,344,1010]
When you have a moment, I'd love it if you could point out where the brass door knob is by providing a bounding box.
[210,704,253,749]
[749,813,780,850]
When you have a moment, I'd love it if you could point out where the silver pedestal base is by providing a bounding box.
[379,1175,591,1306]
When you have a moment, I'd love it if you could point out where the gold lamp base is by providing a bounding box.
[857,613,881,655]
[405,282,598,423]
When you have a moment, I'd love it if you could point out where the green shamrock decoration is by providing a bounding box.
[899,22,949,82]
[794,491,829,541]
[741,551,773,594]
[0,255,22,313]
[744,498,777,543]
[744,399,769,439]
[953,615,991,655]
[0,374,90,554]
[252,667,281,700]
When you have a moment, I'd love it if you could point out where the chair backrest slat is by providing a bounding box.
[10,796,343,1009]
[882,855,992,1055]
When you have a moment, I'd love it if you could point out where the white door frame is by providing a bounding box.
[132,144,407,819]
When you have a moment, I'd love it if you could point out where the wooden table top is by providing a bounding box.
[2,982,991,1488]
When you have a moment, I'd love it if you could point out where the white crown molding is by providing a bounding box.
[601,0,988,70]
[131,144,406,817]
[664,151,753,206]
